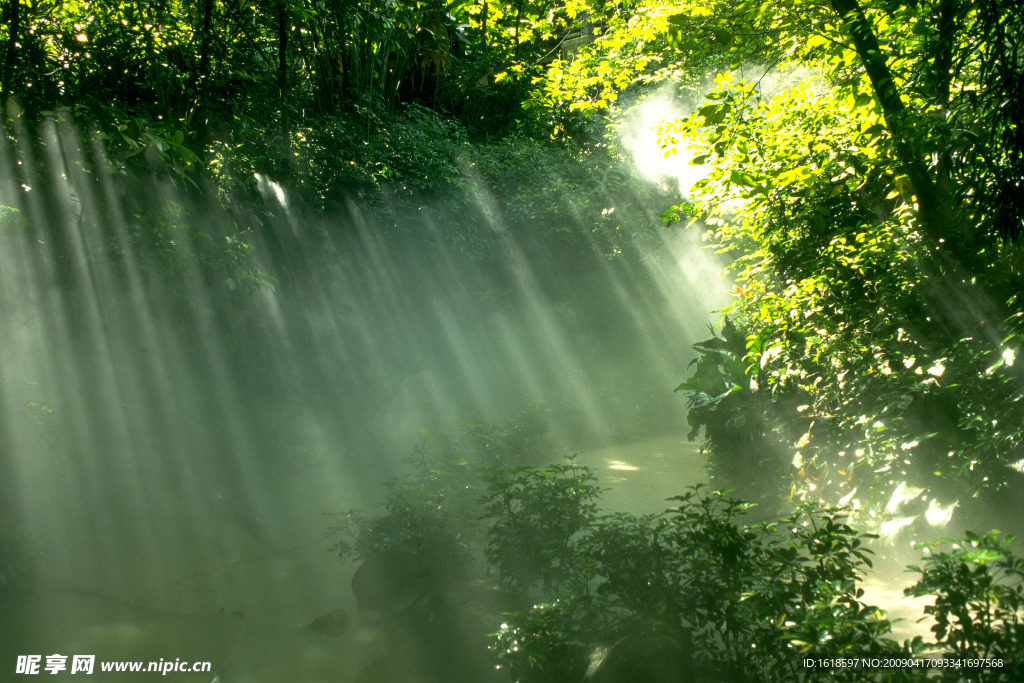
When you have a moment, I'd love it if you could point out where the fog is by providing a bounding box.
[0,116,728,680]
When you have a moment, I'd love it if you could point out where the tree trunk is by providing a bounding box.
[829,0,960,248]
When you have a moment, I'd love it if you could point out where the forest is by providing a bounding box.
[1,0,1023,681]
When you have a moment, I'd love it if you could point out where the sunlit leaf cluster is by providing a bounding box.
[635,0,1024,526]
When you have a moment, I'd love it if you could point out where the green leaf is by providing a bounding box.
[729,169,755,187]
[712,27,733,48]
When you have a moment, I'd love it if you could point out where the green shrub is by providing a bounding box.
[492,487,902,682]
[480,458,601,595]
[330,424,1024,682]
[905,531,1024,681]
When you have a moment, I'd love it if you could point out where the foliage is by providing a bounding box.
[7,1,1024,650]
[465,135,622,238]
[329,445,477,567]
[1,0,685,303]
[326,419,568,682]
[492,487,906,681]
[760,0,1024,245]
[1,116,273,305]
[328,411,560,565]
[660,65,1024,519]
[905,531,1024,680]
[479,457,602,593]
[455,407,555,469]
[633,0,1024,523]
[0,0,645,146]
[276,103,471,210]
[493,488,1024,682]
[531,0,781,135]
[331,423,1024,682]
[674,318,792,512]
[325,438,490,681]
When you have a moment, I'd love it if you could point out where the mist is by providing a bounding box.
[0,113,729,680]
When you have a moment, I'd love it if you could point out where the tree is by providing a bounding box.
[656,0,1024,514]
[527,0,1024,516]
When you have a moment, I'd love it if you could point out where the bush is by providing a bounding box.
[329,425,1024,682]
[492,487,901,682]
[905,531,1024,681]
[480,458,601,595]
